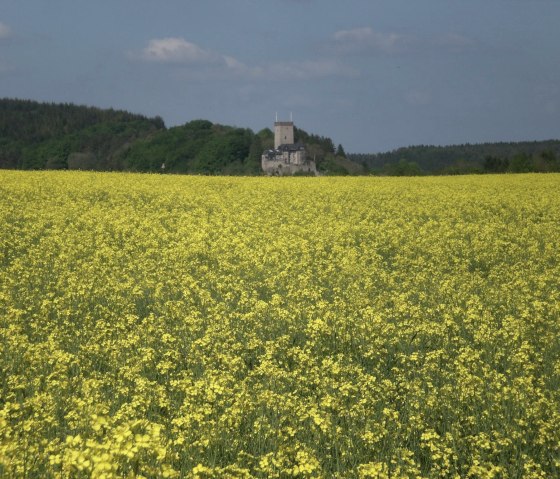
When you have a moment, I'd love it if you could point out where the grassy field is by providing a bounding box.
[1,171,559,478]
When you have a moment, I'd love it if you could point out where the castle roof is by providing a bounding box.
[277,142,305,152]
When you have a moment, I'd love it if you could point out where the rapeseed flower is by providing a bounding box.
[1,171,559,477]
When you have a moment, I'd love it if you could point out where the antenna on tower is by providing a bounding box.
[275,112,278,122]
[290,112,293,122]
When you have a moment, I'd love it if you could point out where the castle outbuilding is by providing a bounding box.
[261,118,317,176]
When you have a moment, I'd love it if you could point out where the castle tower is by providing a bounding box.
[274,120,294,149]
[262,113,316,175]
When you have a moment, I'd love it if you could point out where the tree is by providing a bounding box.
[384,159,423,176]
[67,152,97,170]
[509,153,533,173]
[321,153,350,175]
[247,136,264,174]
[483,155,509,173]
[538,150,559,172]
[336,144,347,158]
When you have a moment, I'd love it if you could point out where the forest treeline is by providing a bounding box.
[350,141,560,175]
[0,98,355,175]
[3,98,559,176]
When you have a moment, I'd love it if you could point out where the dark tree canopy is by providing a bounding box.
[350,141,560,175]
[0,98,354,175]
[5,98,557,176]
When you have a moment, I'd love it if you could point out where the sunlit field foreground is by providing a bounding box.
[1,171,559,478]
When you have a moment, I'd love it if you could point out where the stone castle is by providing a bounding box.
[261,118,317,176]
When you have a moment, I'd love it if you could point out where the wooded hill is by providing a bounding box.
[0,98,165,171]
[350,141,560,175]
[4,98,558,175]
[0,98,357,175]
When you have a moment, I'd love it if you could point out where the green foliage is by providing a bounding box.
[0,98,353,175]
[294,127,337,170]
[483,155,509,173]
[336,143,346,158]
[4,98,560,177]
[319,154,349,175]
[351,140,560,175]
[121,120,214,173]
[384,158,423,176]
[534,149,559,172]
[509,153,532,173]
[0,98,164,170]
[442,159,483,175]
[121,122,258,175]
[192,127,253,174]
[318,153,367,176]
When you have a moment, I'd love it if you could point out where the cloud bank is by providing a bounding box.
[141,37,225,65]
[135,27,473,84]
[332,26,476,56]
[137,36,353,80]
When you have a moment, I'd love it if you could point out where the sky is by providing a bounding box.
[1,0,559,153]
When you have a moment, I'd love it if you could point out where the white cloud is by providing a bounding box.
[333,27,476,56]
[137,36,352,81]
[334,27,375,43]
[139,37,257,77]
[333,27,407,53]
[141,37,218,64]
[0,22,12,39]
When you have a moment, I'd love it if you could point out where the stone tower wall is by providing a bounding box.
[274,121,294,149]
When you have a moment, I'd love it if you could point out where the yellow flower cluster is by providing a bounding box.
[1,171,559,478]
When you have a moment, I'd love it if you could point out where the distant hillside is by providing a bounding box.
[350,141,560,175]
[0,98,359,175]
[0,98,165,170]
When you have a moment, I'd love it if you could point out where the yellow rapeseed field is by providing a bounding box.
[1,171,559,478]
